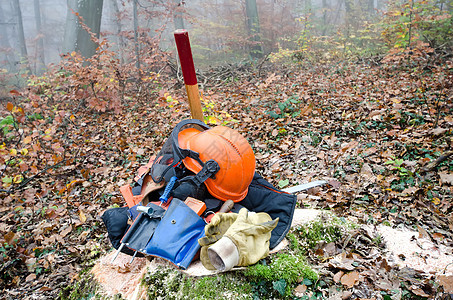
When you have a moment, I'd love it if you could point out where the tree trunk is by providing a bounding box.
[133,0,140,71]
[368,0,374,15]
[173,0,185,30]
[0,3,16,71]
[34,0,46,74]
[344,0,353,39]
[245,0,262,59]
[63,0,78,54]
[322,0,329,36]
[12,0,31,73]
[63,0,104,60]
[76,0,103,59]
[110,0,125,63]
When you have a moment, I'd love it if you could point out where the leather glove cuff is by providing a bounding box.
[207,236,239,271]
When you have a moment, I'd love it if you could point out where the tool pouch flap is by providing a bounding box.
[121,203,166,253]
[144,198,206,269]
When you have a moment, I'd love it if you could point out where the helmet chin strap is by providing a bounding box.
[190,159,220,186]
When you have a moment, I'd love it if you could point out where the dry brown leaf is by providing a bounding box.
[360,163,376,182]
[117,264,132,273]
[340,140,358,153]
[417,225,430,239]
[60,225,73,238]
[333,271,344,283]
[328,253,356,271]
[26,273,37,282]
[341,291,353,299]
[78,210,87,224]
[432,232,444,240]
[4,231,17,246]
[438,274,453,293]
[439,172,453,185]
[271,129,278,137]
[401,186,419,196]
[294,284,307,296]
[431,127,448,136]
[340,271,359,288]
[311,118,324,127]
[300,105,313,116]
[409,285,430,297]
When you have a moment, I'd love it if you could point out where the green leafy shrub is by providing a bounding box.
[0,115,15,136]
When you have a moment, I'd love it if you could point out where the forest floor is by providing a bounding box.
[0,54,452,299]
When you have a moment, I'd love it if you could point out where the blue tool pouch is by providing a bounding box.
[144,198,206,269]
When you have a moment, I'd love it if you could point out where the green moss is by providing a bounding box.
[292,212,356,250]
[244,253,318,298]
[59,270,109,300]
[142,266,253,300]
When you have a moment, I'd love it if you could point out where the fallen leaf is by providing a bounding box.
[272,129,278,137]
[60,225,72,238]
[294,284,307,296]
[328,252,356,271]
[23,136,32,144]
[4,231,18,246]
[340,271,359,288]
[360,163,376,182]
[341,291,353,299]
[417,225,430,239]
[438,274,453,293]
[117,264,131,273]
[432,232,444,240]
[311,118,324,127]
[439,172,453,185]
[431,127,448,136]
[333,271,344,283]
[409,285,430,297]
[78,210,87,224]
[401,186,419,196]
[340,140,358,153]
[6,102,14,111]
[26,273,37,282]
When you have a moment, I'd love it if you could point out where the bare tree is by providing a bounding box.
[133,0,140,70]
[0,2,16,71]
[63,0,104,60]
[368,0,375,14]
[173,0,185,30]
[245,0,262,59]
[12,0,31,73]
[34,0,46,74]
[110,0,125,63]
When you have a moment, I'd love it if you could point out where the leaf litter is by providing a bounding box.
[0,54,452,299]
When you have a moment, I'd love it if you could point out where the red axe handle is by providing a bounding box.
[174,29,204,121]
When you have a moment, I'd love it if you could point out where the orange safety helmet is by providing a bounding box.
[178,125,255,202]
[150,119,255,202]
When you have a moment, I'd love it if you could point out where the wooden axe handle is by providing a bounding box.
[218,200,234,213]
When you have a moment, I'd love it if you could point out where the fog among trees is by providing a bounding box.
[0,0,450,71]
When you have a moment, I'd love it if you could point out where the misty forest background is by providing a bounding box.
[1,0,451,82]
[1,0,453,299]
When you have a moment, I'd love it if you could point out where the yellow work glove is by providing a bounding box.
[206,208,278,271]
[198,212,238,270]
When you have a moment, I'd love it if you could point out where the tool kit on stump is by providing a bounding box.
[101,119,297,271]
